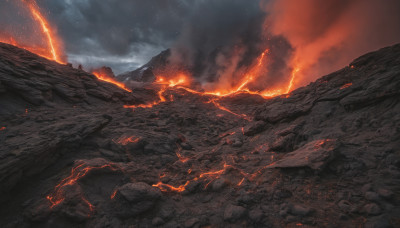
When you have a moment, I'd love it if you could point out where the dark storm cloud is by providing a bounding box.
[169,0,266,79]
[40,0,193,73]
[1,0,267,74]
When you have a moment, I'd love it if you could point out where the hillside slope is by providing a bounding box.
[0,43,399,227]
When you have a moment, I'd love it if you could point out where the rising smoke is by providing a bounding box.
[264,0,400,86]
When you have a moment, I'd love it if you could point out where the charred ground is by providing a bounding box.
[0,42,399,227]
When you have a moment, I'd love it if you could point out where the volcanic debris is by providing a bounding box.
[0,42,399,227]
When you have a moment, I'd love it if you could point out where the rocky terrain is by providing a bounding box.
[0,42,399,228]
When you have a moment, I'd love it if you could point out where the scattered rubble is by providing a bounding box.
[0,42,399,227]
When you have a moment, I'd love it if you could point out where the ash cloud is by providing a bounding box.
[168,0,271,89]
[42,0,192,74]
[263,0,400,86]
[1,0,275,76]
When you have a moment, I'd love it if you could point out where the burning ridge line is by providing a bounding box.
[123,48,301,115]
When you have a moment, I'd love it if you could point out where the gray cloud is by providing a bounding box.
[1,0,268,75]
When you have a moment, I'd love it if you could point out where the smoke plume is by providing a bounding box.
[263,0,400,87]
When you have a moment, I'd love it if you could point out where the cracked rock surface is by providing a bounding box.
[0,42,399,227]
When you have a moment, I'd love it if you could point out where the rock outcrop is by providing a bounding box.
[0,42,399,227]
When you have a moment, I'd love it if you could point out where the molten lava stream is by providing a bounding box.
[208,99,251,121]
[1,0,65,64]
[153,162,235,193]
[164,48,299,101]
[123,54,300,112]
[113,136,140,146]
[340,83,353,89]
[92,71,132,92]
[0,0,65,63]
[25,0,64,63]
[46,162,120,210]
[124,85,169,109]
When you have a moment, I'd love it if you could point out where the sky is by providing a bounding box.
[1,0,264,74]
[0,0,400,87]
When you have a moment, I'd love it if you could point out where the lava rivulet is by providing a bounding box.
[46,161,120,211]
[24,0,64,63]
[340,83,353,90]
[152,157,279,193]
[113,135,140,146]
[123,48,301,115]
[208,99,251,121]
[1,0,65,64]
[92,71,132,92]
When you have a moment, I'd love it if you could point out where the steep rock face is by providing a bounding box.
[254,44,400,123]
[117,49,170,82]
[0,114,111,196]
[0,43,399,227]
[0,42,142,114]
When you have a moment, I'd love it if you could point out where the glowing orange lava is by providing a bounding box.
[152,150,288,193]
[237,178,245,186]
[153,163,235,193]
[155,49,300,101]
[92,71,132,92]
[208,99,251,121]
[0,0,65,63]
[24,0,64,63]
[156,73,191,87]
[175,145,190,163]
[113,135,140,145]
[340,83,353,89]
[123,49,301,116]
[46,162,120,209]
[110,189,118,199]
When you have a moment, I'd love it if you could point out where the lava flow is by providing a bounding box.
[113,135,140,146]
[92,71,132,92]
[1,0,65,64]
[46,161,120,210]
[152,157,277,193]
[123,47,301,115]
[340,83,353,89]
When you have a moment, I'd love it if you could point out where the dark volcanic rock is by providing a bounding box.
[224,204,247,222]
[114,182,162,217]
[0,114,111,195]
[0,43,400,228]
[118,182,162,203]
[243,120,267,136]
[117,49,170,83]
[268,139,339,170]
